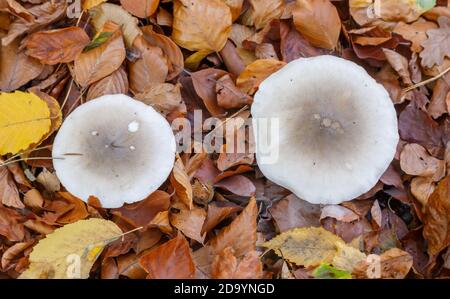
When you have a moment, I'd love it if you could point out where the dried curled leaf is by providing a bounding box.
[86,67,129,100]
[120,0,159,18]
[211,247,263,279]
[89,3,141,48]
[172,0,232,52]
[421,17,450,68]
[241,0,284,30]
[19,218,122,279]
[236,59,286,94]
[0,91,51,155]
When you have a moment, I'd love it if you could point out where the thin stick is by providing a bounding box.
[0,157,65,168]
[3,145,53,164]
[402,65,450,93]
[204,105,249,140]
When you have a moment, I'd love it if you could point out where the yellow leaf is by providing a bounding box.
[262,227,344,267]
[184,50,212,71]
[19,218,122,279]
[332,241,367,272]
[82,0,107,10]
[89,3,142,48]
[0,91,51,155]
[172,0,232,52]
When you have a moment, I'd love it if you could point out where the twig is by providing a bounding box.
[0,157,65,168]
[402,65,450,93]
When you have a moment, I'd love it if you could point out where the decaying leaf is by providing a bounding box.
[421,17,450,68]
[400,143,445,182]
[241,0,284,30]
[19,218,122,279]
[86,67,129,101]
[120,0,159,18]
[236,59,286,94]
[135,83,185,116]
[353,248,413,279]
[170,156,193,210]
[211,247,263,279]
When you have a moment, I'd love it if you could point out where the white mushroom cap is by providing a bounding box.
[52,94,176,208]
[252,55,399,205]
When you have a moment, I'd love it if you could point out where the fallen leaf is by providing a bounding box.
[241,0,284,30]
[216,74,253,109]
[139,233,196,279]
[1,241,33,271]
[82,0,107,10]
[353,248,413,279]
[421,16,450,68]
[292,0,341,50]
[129,35,168,93]
[170,206,207,243]
[23,189,44,211]
[172,0,232,52]
[86,67,129,100]
[236,59,286,94]
[400,143,445,182]
[111,190,171,228]
[320,205,360,223]
[19,218,122,279]
[0,91,51,155]
[0,38,43,91]
[331,241,367,273]
[74,21,126,87]
[382,48,413,85]
[0,0,34,22]
[269,195,321,232]
[0,163,22,208]
[394,19,437,53]
[312,263,352,279]
[263,227,346,267]
[429,78,449,119]
[120,0,159,18]
[35,168,60,193]
[117,253,147,279]
[214,175,256,197]
[423,175,450,256]
[89,3,141,48]
[56,192,89,224]
[211,247,263,278]
[201,201,242,234]
[25,27,90,65]
[170,156,193,210]
[1,0,67,46]
[0,206,25,241]
[191,68,228,116]
[411,176,436,207]
[135,83,185,116]
[221,0,244,21]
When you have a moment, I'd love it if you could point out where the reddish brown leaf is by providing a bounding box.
[191,68,228,116]
[202,201,242,234]
[216,74,253,109]
[56,192,89,224]
[211,247,263,279]
[86,67,129,100]
[423,175,450,256]
[0,206,24,241]
[170,156,193,210]
[25,27,90,65]
[214,175,256,197]
[140,233,196,279]
[170,206,207,243]
[111,190,171,228]
[400,143,446,182]
[320,205,360,223]
[0,163,23,209]
[353,248,413,279]
[120,0,159,18]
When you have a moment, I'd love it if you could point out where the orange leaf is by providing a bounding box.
[170,156,193,210]
[86,67,129,100]
[73,21,126,87]
[191,68,228,116]
[211,247,263,279]
[170,206,207,243]
[25,27,90,65]
[140,233,196,279]
[236,59,286,94]
[56,192,89,224]
[0,162,22,209]
[292,0,341,50]
[120,0,159,18]
[216,74,253,109]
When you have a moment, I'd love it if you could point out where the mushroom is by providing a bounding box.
[252,55,398,204]
[52,94,176,208]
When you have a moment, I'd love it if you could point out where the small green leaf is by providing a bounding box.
[84,32,113,52]
[312,263,352,279]
[416,0,436,11]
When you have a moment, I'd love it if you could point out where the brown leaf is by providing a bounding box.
[86,67,128,101]
[170,206,206,243]
[382,48,412,85]
[320,205,360,223]
[214,175,256,197]
[101,257,118,279]
[194,197,257,276]
[269,194,321,232]
[0,163,23,208]
[423,175,450,256]
[117,253,147,279]
[172,0,232,52]
[398,102,444,157]
[211,247,263,279]
[394,19,437,53]
[1,0,67,46]
[236,59,286,94]
[242,0,284,30]
[353,248,413,279]
[25,27,90,65]
[411,176,436,206]
[120,0,159,18]
[191,68,228,116]
[216,74,253,109]
[292,0,341,50]
[1,241,33,271]
[201,201,242,234]
[23,218,54,235]
[217,149,254,172]
[219,40,246,77]
[400,143,445,182]
[429,78,450,119]
[23,189,44,211]
[111,190,171,228]
[0,38,43,91]
[0,0,34,22]
[141,26,184,80]
[129,35,168,93]
[221,0,244,22]
[170,156,193,210]
[421,17,450,68]
[380,164,404,191]
[140,233,196,279]
[134,83,185,116]
[370,200,383,228]
[0,206,24,241]
[56,192,89,224]
[73,21,126,87]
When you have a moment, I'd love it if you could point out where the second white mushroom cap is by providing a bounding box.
[252,55,399,205]
[52,94,176,208]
